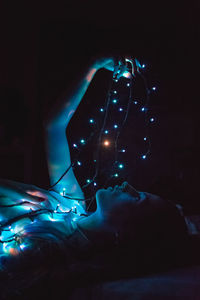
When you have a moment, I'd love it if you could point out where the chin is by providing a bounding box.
[96,189,110,206]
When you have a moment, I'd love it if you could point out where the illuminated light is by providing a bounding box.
[100,108,104,112]
[122,71,131,78]
[60,192,63,196]
[94,182,97,186]
[119,108,123,111]
[141,64,146,69]
[119,149,126,153]
[9,226,11,229]
[80,139,85,144]
[114,173,119,177]
[112,99,117,104]
[103,140,110,147]
[77,161,81,166]
[127,83,130,87]
[9,247,19,256]
[104,130,109,134]
[86,179,91,183]
[150,117,155,122]
[134,101,138,104]
[114,79,118,82]
[114,124,118,129]
[94,159,97,162]
[54,210,57,213]
[142,155,146,159]
[118,164,124,169]
[63,188,66,191]
[141,107,145,112]
[152,87,156,91]
[89,119,94,123]
[19,244,26,250]
[73,143,78,148]
[144,137,147,141]
[48,216,58,222]
[113,90,117,94]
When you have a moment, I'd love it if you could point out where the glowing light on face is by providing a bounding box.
[103,140,110,147]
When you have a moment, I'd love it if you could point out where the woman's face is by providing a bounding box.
[96,182,140,217]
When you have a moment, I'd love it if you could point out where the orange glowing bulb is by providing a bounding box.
[103,140,110,147]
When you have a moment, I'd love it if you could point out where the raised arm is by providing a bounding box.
[43,57,128,200]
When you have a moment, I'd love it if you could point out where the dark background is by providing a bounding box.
[0,1,199,213]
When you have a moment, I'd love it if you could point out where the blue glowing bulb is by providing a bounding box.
[152,87,156,91]
[114,124,118,129]
[20,244,26,250]
[134,101,138,104]
[150,118,155,122]
[112,99,118,104]
[94,182,97,186]
[77,161,81,166]
[142,64,146,69]
[118,164,124,169]
[142,155,146,159]
[127,83,130,87]
[144,137,147,141]
[94,159,97,162]
[113,90,117,94]
[122,149,125,152]
[114,173,119,177]
[73,143,78,148]
[119,108,123,111]
[100,108,104,112]
[141,107,145,112]
[80,139,85,144]
[86,179,91,183]
[89,119,94,123]
[104,130,109,134]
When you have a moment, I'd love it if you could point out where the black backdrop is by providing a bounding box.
[0,2,199,213]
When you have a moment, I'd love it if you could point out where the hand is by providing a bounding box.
[92,56,131,79]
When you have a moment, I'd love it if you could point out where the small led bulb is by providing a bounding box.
[103,140,110,147]
[118,164,124,169]
[89,119,94,123]
[73,143,78,148]
[141,107,145,112]
[114,124,118,129]
[119,108,123,111]
[86,179,91,183]
[112,99,117,104]
[127,83,130,87]
[142,155,146,159]
[104,130,109,134]
[80,139,85,144]
[134,101,138,104]
[144,137,147,141]
[114,173,119,177]
[152,87,156,91]
[100,108,104,112]
[113,90,117,94]
[94,182,97,186]
[77,161,81,166]
[142,64,146,69]
[150,118,155,122]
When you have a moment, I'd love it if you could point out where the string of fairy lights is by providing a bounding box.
[0,57,157,258]
[49,58,157,208]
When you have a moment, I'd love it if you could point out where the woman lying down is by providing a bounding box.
[0,56,188,291]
